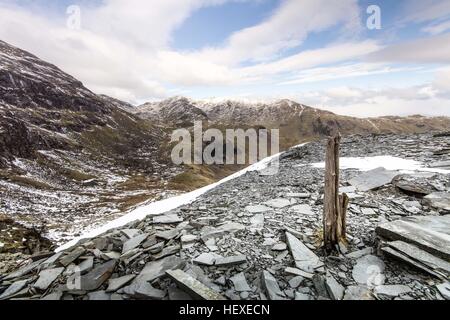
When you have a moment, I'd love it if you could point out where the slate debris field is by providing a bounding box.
[0,133,449,301]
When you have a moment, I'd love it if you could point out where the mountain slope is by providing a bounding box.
[137,97,450,149]
[0,40,181,243]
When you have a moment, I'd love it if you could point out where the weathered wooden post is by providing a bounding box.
[323,134,349,253]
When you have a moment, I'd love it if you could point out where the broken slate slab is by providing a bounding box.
[133,282,166,300]
[325,273,344,300]
[352,255,385,287]
[348,167,398,192]
[106,275,136,293]
[285,232,323,273]
[215,255,247,267]
[381,241,450,279]
[193,252,222,266]
[285,192,311,198]
[245,205,272,214]
[168,284,193,300]
[77,260,117,291]
[374,285,412,298]
[429,160,450,169]
[345,247,373,259]
[392,175,434,196]
[77,257,94,275]
[424,192,450,212]
[229,273,251,292]
[155,229,179,241]
[120,229,142,239]
[436,282,450,300]
[33,267,64,291]
[153,214,183,224]
[272,243,287,251]
[249,214,264,231]
[59,247,85,267]
[135,255,185,283]
[285,267,314,279]
[261,271,287,300]
[0,279,29,300]
[181,235,197,244]
[264,198,292,208]
[153,245,180,260]
[41,291,63,300]
[343,285,375,300]
[2,259,44,281]
[289,204,315,215]
[376,215,450,260]
[166,269,226,300]
[200,222,245,241]
[122,233,148,254]
[87,291,111,300]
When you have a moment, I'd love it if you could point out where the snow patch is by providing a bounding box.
[311,156,450,174]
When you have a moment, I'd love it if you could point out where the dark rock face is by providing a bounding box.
[0,40,108,113]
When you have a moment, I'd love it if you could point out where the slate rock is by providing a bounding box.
[286,232,323,273]
[106,275,136,293]
[295,292,312,300]
[122,233,148,254]
[343,285,375,300]
[200,222,245,241]
[288,276,304,289]
[41,291,63,300]
[352,255,385,287]
[0,279,29,300]
[168,284,193,300]
[374,285,412,298]
[166,269,226,300]
[215,255,247,267]
[87,290,111,300]
[193,252,222,266]
[120,229,142,239]
[376,215,450,260]
[325,273,344,300]
[272,243,287,251]
[436,282,450,300]
[77,260,117,291]
[153,214,183,224]
[229,273,251,292]
[346,247,373,259]
[264,198,292,208]
[289,204,315,215]
[33,267,64,291]
[135,255,185,283]
[349,167,398,192]
[424,192,450,212]
[156,229,179,241]
[59,247,85,267]
[261,270,287,300]
[245,205,272,214]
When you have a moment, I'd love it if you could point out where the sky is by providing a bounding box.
[0,0,450,117]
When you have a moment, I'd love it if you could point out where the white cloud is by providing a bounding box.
[240,41,380,78]
[402,0,450,24]
[368,33,450,64]
[0,0,365,102]
[277,62,416,85]
[195,0,362,65]
[422,19,450,35]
